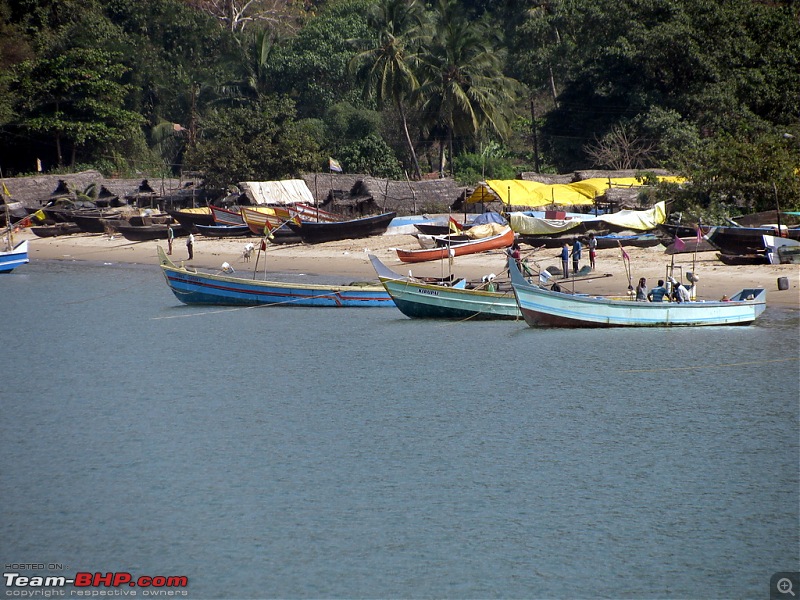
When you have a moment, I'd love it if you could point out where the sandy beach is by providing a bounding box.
[14,227,799,309]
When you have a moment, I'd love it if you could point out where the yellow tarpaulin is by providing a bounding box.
[467,177,684,207]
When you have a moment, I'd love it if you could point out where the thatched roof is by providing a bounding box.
[2,170,187,208]
[301,173,466,215]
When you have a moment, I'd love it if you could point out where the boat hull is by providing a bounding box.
[0,240,29,273]
[509,258,766,327]
[287,212,396,244]
[369,254,520,319]
[158,247,393,307]
[397,227,514,263]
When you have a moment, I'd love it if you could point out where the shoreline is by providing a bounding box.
[15,229,800,309]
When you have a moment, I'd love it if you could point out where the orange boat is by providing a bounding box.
[396,225,515,263]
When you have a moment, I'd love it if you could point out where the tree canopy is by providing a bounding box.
[0,0,797,213]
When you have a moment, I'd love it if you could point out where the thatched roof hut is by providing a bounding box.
[301,173,466,216]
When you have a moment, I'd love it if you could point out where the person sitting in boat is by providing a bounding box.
[670,277,691,303]
[635,277,648,301]
[647,279,668,302]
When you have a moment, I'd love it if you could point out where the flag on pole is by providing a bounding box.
[448,216,461,234]
[1,181,10,198]
[328,157,342,173]
[673,235,686,251]
[619,243,630,262]
[696,226,703,244]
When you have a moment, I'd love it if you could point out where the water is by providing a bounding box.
[2,260,798,599]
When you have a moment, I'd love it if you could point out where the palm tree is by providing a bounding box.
[349,0,425,179]
[415,0,524,176]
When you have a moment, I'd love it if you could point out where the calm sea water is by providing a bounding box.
[2,260,798,599]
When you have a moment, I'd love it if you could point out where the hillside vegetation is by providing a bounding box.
[0,0,798,217]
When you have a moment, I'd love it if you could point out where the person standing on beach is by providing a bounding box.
[560,242,570,278]
[570,238,582,274]
[588,233,597,270]
[167,223,174,255]
[187,233,194,260]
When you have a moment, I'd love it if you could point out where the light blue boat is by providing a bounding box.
[0,240,29,273]
[509,258,767,327]
[158,246,394,308]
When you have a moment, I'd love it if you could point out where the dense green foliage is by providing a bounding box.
[0,0,797,213]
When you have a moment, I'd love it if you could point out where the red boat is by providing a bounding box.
[396,226,515,263]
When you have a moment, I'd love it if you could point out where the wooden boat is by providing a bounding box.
[210,205,245,226]
[167,207,214,233]
[0,239,29,273]
[705,225,800,255]
[195,224,251,237]
[30,222,81,237]
[763,234,800,265]
[115,223,186,242]
[369,254,521,320]
[715,252,768,265]
[240,207,301,243]
[158,246,394,307]
[396,226,514,263]
[519,232,662,249]
[71,213,125,233]
[414,220,471,235]
[287,211,397,244]
[508,258,766,327]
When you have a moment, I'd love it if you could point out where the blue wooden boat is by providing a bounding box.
[0,239,29,273]
[369,254,521,320]
[158,246,394,307]
[195,224,252,237]
[509,258,767,327]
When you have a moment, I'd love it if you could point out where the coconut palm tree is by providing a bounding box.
[349,0,425,179]
[415,0,524,176]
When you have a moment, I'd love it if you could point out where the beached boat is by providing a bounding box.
[397,225,514,264]
[0,239,29,273]
[763,234,800,265]
[705,225,800,255]
[519,232,662,249]
[240,207,301,243]
[158,246,394,307]
[209,205,245,226]
[115,223,186,242]
[167,207,214,233]
[196,224,251,237]
[508,258,766,327]
[369,254,521,320]
[30,222,82,237]
[287,212,397,244]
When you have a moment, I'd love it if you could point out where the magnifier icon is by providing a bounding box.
[778,578,796,596]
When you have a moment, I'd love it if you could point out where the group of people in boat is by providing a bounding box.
[635,277,691,302]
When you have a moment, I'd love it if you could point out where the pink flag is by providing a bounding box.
[696,226,703,244]
[673,236,686,251]
[618,241,630,261]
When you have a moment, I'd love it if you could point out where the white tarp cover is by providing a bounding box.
[240,179,315,205]
[509,201,667,234]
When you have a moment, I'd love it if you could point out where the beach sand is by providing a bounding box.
[15,228,800,309]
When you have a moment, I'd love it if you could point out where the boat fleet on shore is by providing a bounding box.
[3,179,794,327]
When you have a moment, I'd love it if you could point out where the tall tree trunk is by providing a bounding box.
[55,132,63,167]
[398,101,421,180]
[530,97,540,172]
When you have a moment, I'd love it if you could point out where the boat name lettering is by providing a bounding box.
[417,288,439,296]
